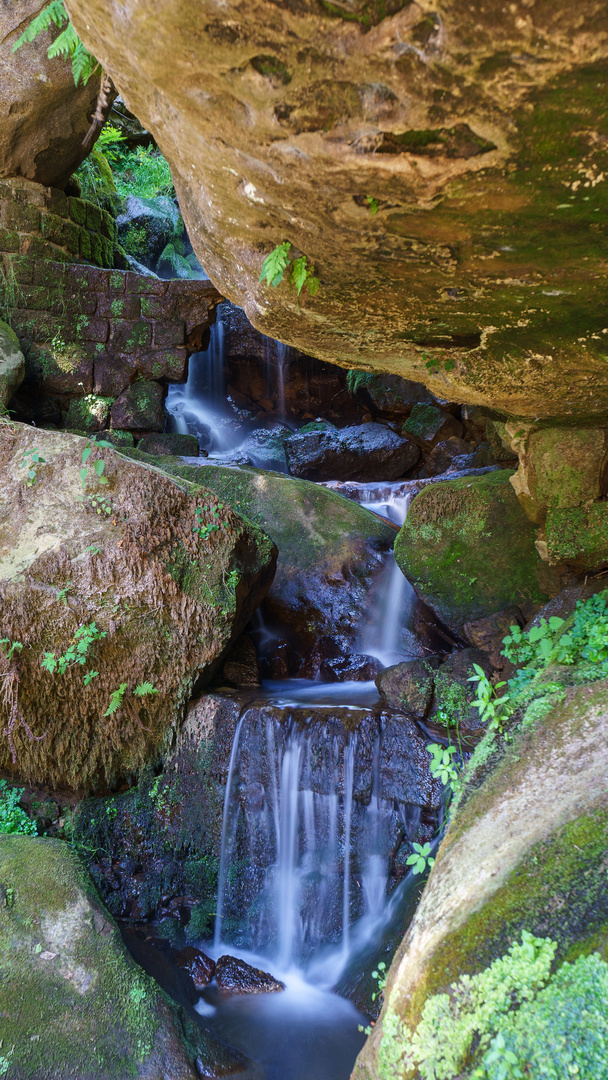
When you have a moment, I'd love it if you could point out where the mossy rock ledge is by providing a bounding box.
[0,320,25,408]
[122,452,398,652]
[0,836,247,1080]
[354,678,608,1080]
[0,425,276,792]
[394,470,556,633]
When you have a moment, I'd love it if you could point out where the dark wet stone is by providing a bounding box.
[138,431,200,456]
[376,658,440,716]
[220,634,261,686]
[175,946,216,986]
[285,422,420,482]
[319,653,383,682]
[215,955,285,995]
[298,635,348,679]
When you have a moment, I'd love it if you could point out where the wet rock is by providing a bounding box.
[0,320,25,407]
[463,606,527,670]
[215,955,285,995]
[319,653,383,682]
[347,372,433,418]
[138,431,200,456]
[285,422,420,482]
[420,437,476,478]
[298,635,346,680]
[263,641,303,679]
[175,946,216,987]
[423,647,494,744]
[395,470,557,633]
[220,635,261,686]
[402,405,463,448]
[376,658,439,717]
[110,378,165,431]
[0,426,276,791]
[117,194,183,268]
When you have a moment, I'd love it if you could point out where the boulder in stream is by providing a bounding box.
[284,423,420,482]
[215,955,285,996]
[395,470,558,634]
[0,426,276,792]
[0,835,214,1079]
[175,946,216,987]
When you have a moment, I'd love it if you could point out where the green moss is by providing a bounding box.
[251,54,292,83]
[546,502,608,566]
[320,0,409,27]
[65,394,113,432]
[395,470,548,628]
[402,403,443,442]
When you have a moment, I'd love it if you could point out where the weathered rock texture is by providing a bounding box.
[0,426,275,792]
[0,836,211,1079]
[69,0,608,420]
[0,2,113,189]
[395,469,557,631]
[354,677,608,1078]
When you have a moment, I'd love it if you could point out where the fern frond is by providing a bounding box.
[70,42,100,86]
[46,22,79,60]
[12,1,67,51]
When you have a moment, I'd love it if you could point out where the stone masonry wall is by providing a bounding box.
[1,255,220,433]
[0,176,118,268]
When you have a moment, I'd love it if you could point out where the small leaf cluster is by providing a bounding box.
[259,242,320,297]
[193,505,220,541]
[41,622,107,679]
[0,640,22,663]
[0,779,37,836]
[406,841,435,875]
[425,353,455,374]
[20,448,46,487]
[427,743,460,791]
[468,664,510,732]
[12,1,100,86]
[503,591,608,673]
[105,681,158,717]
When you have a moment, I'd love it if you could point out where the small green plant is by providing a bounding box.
[133,682,158,698]
[260,242,320,297]
[472,1032,523,1080]
[105,683,127,716]
[193,505,220,540]
[12,1,99,86]
[406,841,435,875]
[0,640,22,663]
[225,569,240,591]
[56,582,72,606]
[20,447,46,487]
[359,961,388,1034]
[95,123,127,163]
[425,355,455,374]
[83,670,99,686]
[41,622,107,679]
[365,196,379,214]
[427,742,460,791]
[0,779,36,836]
[468,664,510,732]
[84,545,101,555]
[80,438,112,488]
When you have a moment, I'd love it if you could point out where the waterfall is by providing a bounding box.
[165,310,233,452]
[357,491,418,666]
[212,710,418,975]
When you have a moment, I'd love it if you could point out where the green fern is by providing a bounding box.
[104,683,127,717]
[133,682,158,698]
[13,1,99,86]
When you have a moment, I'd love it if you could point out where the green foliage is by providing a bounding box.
[503,591,608,675]
[406,841,435,875]
[41,622,107,679]
[112,146,175,200]
[427,743,460,792]
[104,683,127,716]
[193,505,220,541]
[133,682,158,698]
[12,1,99,86]
[0,780,36,836]
[365,196,379,214]
[379,932,557,1080]
[468,664,510,731]
[95,124,127,164]
[0,640,22,663]
[260,242,320,297]
[20,447,46,487]
[425,352,455,374]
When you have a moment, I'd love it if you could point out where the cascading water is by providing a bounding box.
[165,310,234,452]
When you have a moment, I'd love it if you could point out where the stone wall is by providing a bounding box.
[0,176,119,268]
[2,256,220,434]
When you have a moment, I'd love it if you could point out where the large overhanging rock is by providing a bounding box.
[0,1,112,189]
[67,0,608,420]
[0,425,276,793]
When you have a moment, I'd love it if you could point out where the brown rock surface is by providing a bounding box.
[0,2,113,189]
[215,955,285,995]
[0,425,276,792]
[68,0,608,420]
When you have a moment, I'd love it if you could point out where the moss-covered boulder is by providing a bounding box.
[121,452,396,652]
[394,470,554,632]
[0,426,275,792]
[110,379,165,432]
[0,835,232,1079]
[0,319,24,408]
[354,677,608,1080]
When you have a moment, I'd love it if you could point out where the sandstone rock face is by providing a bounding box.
[0,2,112,189]
[395,470,556,631]
[0,426,275,791]
[0,319,25,406]
[354,678,608,1079]
[69,0,608,420]
[0,836,201,1079]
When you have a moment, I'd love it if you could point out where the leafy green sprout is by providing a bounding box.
[259,242,320,297]
[406,841,435,875]
[0,779,37,836]
[193,506,220,540]
[105,681,158,717]
[0,640,23,663]
[427,743,460,791]
[468,664,510,732]
[41,622,107,680]
[365,196,379,214]
[358,961,388,1034]
[20,447,46,487]
[12,1,100,86]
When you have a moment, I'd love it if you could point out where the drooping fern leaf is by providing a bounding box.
[13,1,99,86]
